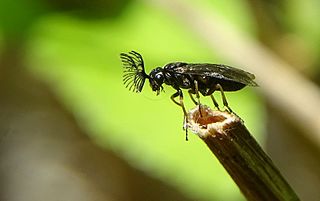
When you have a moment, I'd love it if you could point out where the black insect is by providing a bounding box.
[120,51,258,138]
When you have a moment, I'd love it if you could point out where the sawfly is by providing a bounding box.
[120,51,258,139]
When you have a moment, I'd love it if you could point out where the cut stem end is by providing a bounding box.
[187,105,241,139]
[186,104,300,201]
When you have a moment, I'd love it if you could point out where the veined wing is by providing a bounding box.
[172,63,258,86]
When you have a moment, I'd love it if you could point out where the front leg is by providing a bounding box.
[170,89,187,117]
[171,89,189,140]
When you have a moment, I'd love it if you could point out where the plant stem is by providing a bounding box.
[187,105,300,201]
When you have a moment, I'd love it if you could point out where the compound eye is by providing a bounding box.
[155,73,163,80]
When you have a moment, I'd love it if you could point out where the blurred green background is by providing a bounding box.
[0,0,320,201]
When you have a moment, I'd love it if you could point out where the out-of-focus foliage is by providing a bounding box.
[0,0,48,39]
[25,1,263,201]
[185,0,257,34]
[0,34,3,53]
[285,0,320,54]
[0,0,319,200]
[0,0,131,40]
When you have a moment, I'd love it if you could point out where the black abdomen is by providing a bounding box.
[212,78,246,91]
[196,76,246,96]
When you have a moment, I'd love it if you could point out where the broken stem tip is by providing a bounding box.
[187,105,299,201]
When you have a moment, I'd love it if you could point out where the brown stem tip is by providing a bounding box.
[187,105,241,139]
[186,105,300,201]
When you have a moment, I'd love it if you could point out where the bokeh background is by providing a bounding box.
[0,0,320,201]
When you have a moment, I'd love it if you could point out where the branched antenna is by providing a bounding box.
[120,51,148,92]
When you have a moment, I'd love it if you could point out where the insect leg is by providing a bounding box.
[188,90,197,105]
[216,84,233,112]
[194,80,201,104]
[170,90,188,117]
[171,90,189,140]
[194,80,203,116]
[206,87,220,110]
[210,94,220,110]
[171,91,182,105]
